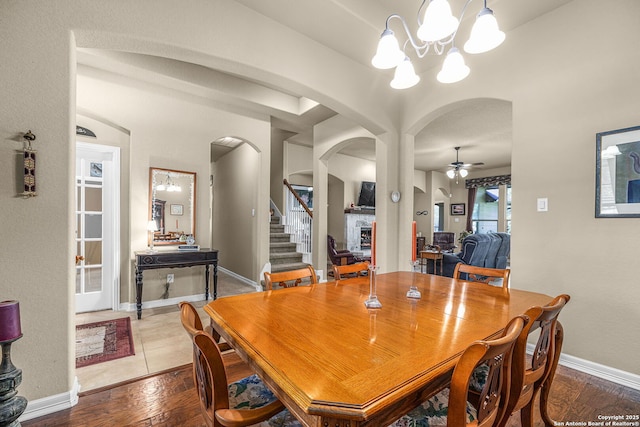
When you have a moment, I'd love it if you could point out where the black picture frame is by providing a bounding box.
[451,203,466,216]
[596,125,640,217]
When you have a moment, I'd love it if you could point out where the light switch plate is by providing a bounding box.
[537,198,548,212]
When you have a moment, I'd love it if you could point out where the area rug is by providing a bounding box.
[76,317,135,368]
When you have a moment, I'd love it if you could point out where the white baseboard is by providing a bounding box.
[219,266,261,291]
[19,376,80,422]
[119,293,205,312]
[119,266,264,312]
[527,343,640,391]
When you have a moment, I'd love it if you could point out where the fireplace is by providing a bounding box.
[344,209,375,254]
[360,227,372,250]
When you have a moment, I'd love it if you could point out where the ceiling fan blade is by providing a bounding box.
[461,162,485,167]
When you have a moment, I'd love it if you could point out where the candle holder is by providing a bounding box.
[0,336,27,427]
[406,260,422,299]
[364,265,382,309]
[0,301,27,427]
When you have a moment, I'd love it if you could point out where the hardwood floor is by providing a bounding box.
[23,359,640,427]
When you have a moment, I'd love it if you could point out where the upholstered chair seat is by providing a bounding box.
[389,388,477,426]
[228,374,301,426]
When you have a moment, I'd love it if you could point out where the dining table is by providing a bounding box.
[204,271,555,427]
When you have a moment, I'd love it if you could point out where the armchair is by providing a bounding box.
[442,233,510,277]
[328,235,362,266]
[433,231,456,252]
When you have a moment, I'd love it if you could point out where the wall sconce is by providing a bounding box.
[0,300,28,425]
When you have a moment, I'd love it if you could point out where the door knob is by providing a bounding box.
[75,255,85,265]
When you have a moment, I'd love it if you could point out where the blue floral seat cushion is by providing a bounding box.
[388,388,477,427]
[469,363,489,393]
[228,374,302,427]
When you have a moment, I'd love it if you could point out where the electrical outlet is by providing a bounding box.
[167,274,174,283]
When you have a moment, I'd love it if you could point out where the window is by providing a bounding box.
[471,184,511,234]
[433,203,444,231]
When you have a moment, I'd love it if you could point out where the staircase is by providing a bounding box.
[269,216,309,273]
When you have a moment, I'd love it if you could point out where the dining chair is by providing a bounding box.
[497,294,571,427]
[388,315,528,427]
[263,265,317,290]
[333,261,370,280]
[453,263,511,288]
[192,331,302,427]
[179,301,231,352]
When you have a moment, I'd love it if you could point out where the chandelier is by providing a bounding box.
[156,174,182,192]
[371,0,505,89]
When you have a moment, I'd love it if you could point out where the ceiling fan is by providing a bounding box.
[446,146,484,183]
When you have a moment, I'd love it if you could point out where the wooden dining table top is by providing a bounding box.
[204,271,554,427]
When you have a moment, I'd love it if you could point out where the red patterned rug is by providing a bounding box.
[75,317,135,368]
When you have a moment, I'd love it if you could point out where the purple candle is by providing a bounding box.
[0,300,22,342]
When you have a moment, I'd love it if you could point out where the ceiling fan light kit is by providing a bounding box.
[372,0,505,89]
[447,146,480,183]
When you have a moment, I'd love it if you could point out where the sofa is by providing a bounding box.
[441,232,510,277]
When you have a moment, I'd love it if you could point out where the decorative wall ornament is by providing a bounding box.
[20,130,37,198]
[76,126,96,137]
[465,174,511,189]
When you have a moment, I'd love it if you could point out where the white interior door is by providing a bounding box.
[75,142,120,313]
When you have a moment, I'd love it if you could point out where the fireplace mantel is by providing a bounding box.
[344,208,375,215]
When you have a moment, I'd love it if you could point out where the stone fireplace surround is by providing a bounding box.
[344,208,375,256]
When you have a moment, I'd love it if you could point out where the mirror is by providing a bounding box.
[149,167,197,245]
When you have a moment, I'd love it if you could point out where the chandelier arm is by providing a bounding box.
[385,14,430,55]
[449,0,476,42]
[416,0,428,27]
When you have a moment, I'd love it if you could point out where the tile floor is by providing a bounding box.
[75,270,258,392]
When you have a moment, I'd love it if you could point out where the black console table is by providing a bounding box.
[134,249,218,319]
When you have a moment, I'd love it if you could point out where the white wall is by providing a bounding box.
[212,143,262,281]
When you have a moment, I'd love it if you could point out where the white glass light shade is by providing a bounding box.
[147,220,157,231]
[446,170,455,179]
[437,47,470,83]
[459,169,469,177]
[417,0,459,42]
[390,57,420,89]
[156,183,166,191]
[602,145,622,159]
[464,8,505,54]
[372,29,405,69]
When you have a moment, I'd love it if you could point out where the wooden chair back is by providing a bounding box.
[453,264,511,288]
[179,301,206,338]
[498,294,570,427]
[333,261,370,280]
[450,315,527,427]
[179,301,232,353]
[192,331,285,427]
[264,265,317,290]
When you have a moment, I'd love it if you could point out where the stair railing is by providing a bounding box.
[283,179,312,264]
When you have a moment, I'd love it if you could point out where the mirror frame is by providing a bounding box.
[148,167,197,245]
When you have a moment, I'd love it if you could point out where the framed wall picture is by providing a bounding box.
[170,204,183,216]
[596,125,640,217]
[451,203,466,216]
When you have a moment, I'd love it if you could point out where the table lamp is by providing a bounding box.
[0,300,28,427]
[147,220,158,252]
